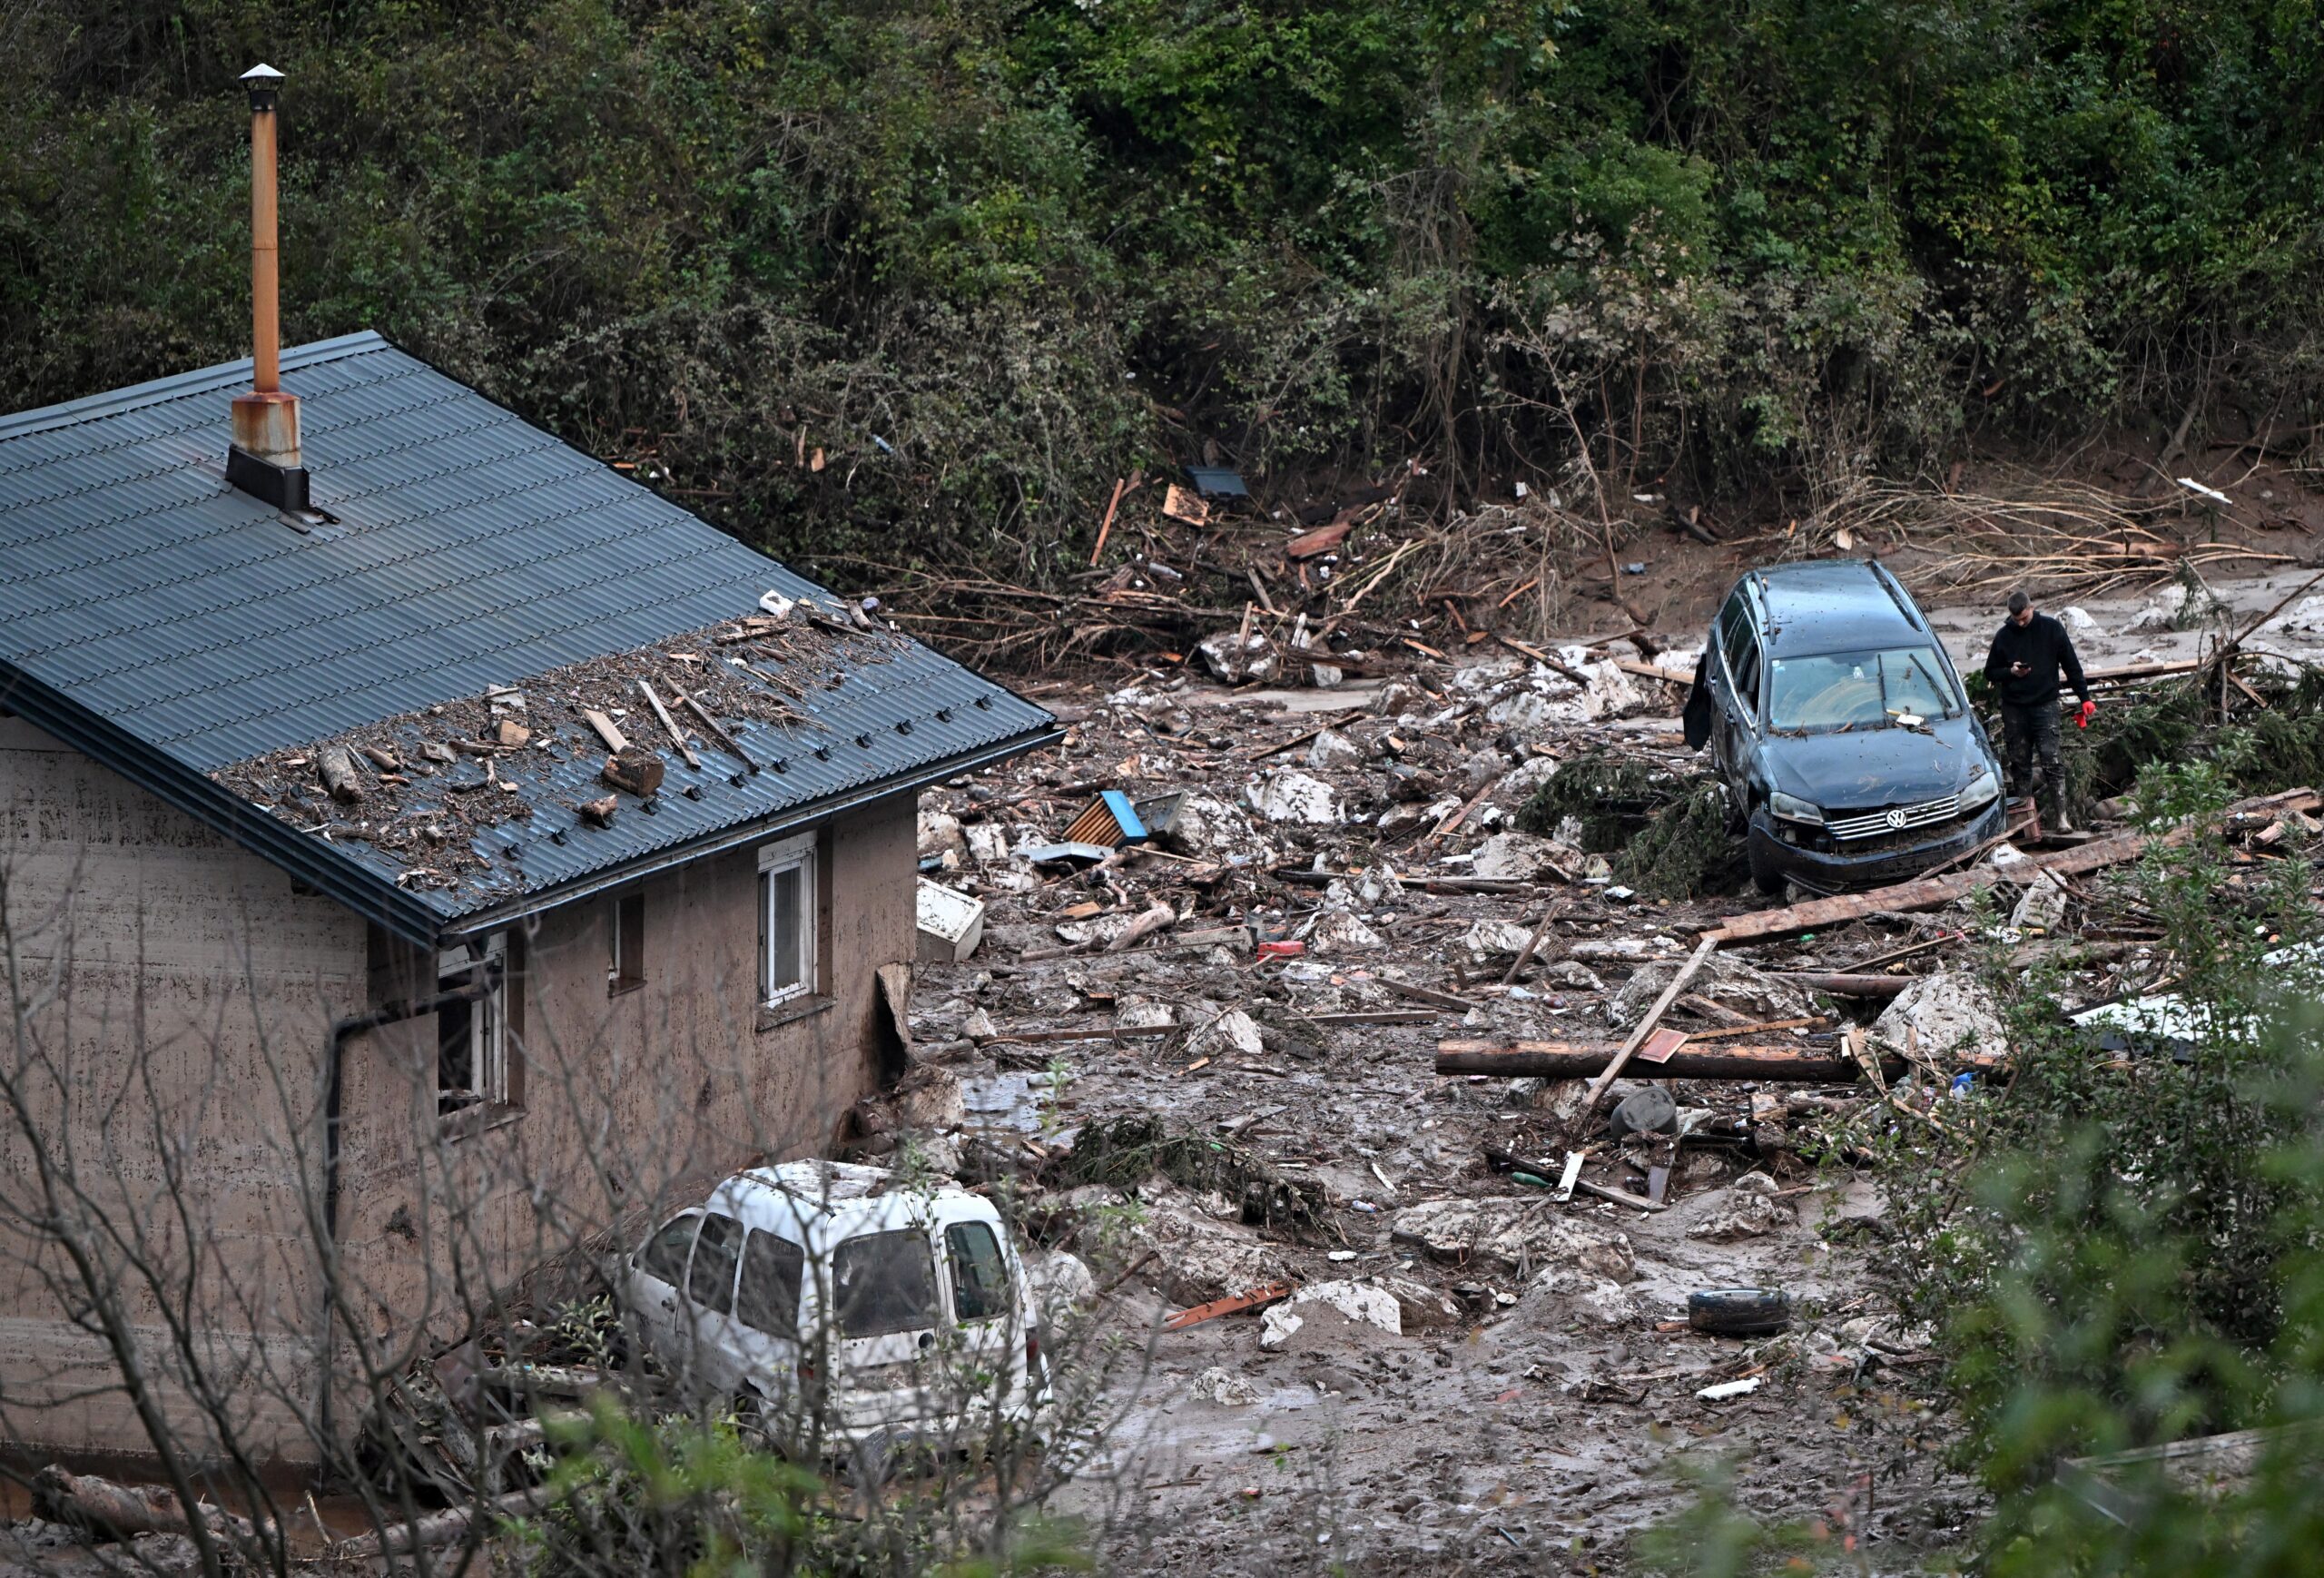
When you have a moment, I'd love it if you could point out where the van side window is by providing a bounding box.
[687,1212,743,1315]
[640,1214,699,1286]
[831,1229,939,1337]
[1731,636,1762,716]
[945,1222,1013,1323]
[736,1230,805,1338]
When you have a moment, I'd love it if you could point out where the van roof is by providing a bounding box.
[709,1159,989,1244]
[1744,559,1930,657]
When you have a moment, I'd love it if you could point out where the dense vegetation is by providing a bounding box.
[5,0,2319,581]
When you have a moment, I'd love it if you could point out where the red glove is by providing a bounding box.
[2077,699,2097,729]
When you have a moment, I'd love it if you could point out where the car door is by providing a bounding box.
[938,1216,1025,1417]
[826,1223,946,1425]
[628,1211,703,1361]
[729,1227,808,1407]
[682,1209,749,1396]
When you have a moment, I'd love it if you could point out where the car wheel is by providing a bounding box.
[1689,1287,1790,1336]
[1747,832,1787,896]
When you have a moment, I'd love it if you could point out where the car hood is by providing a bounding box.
[1764,715,1993,810]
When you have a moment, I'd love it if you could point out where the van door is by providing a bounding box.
[729,1228,808,1414]
[629,1211,702,1360]
[827,1226,944,1425]
[940,1218,1025,1415]
[682,1210,748,1396]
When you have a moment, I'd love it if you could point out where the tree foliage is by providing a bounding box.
[3,0,2318,578]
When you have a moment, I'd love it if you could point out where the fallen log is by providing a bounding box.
[31,1465,260,1546]
[317,745,365,804]
[1437,1039,2008,1083]
[1706,788,2319,945]
[331,1487,547,1558]
[1771,971,1912,999]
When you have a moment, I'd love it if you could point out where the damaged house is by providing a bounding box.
[0,74,1053,1474]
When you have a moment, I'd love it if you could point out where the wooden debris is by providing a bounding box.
[32,1465,259,1546]
[577,795,617,828]
[675,689,755,769]
[358,744,400,771]
[332,1488,546,1559]
[317,746,365,804]
[1162,1282,1292,1331]
[581,708,629,753]
[1771,971,1912,999]
[1438,1039,2007,1083]
[1580,934,1718,1118]
[636,680,701,769]
[601,747,665,798]
[496,718,532,748]
[1285,519,1354,559]
[1161,484,1209,526]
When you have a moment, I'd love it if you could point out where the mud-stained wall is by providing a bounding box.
[0,715,366,1465]
[332,800,909,1360]
[0,713,907,1468]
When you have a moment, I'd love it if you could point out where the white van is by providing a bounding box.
[622,1160,1049,1457]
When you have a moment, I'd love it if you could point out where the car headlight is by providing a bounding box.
[1768,790,1823,825]
[1960,765,2001,811]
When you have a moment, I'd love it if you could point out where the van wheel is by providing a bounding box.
[1747,835,1787,896]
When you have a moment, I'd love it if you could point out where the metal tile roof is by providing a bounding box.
[0,332,1057,943]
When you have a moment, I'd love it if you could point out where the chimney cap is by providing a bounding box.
[240,63,285,100]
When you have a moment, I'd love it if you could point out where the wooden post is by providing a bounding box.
[1580,934,1718,1119]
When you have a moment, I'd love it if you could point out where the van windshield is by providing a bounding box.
[1767,647,1958,732]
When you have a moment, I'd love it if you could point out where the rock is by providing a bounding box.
[1498,754,1559,802]
[1116,996,1177,1030]
[1872,969,2008,1063]
[1688,1172,1797,1241]
[1189,1366,1261,1405]
[917,809,967,861]
[1608,952,1812,1031]
[1469,831,1571,883]
[962,1007,997,1040]
[1028,1249,1097,1324]
[1187,1009,1265,1061]
[963,823,1012,863]
[1249,769,1338,824]
[1196,630,1279,684]
[2258,594,2324,636]
[1352,865,1403,905]
[1988,842,2035,873]
[1290,1279,1403,1336]
[1486,690,1568,733]
[2121,583,2191,634]
[1150,793,1265,862]
[2010,870,2069,932]
[1462,918,1536,962]
[1570,935,1662,963]
[1310,911,1384,954]
[1306,729,1362,770]
[1124,1190,1293,1306]
[1460,747,1508,789]
[1390,1197,1635,1282]
[2058,605,2097,633]
[1530,1267,1636,1328]
[1539,960,1604,991]
[1609,1085,1677,1139]
[1258,1305,1303,1351]
[1373,1274,1462,1329]
[1452,660,1527,695]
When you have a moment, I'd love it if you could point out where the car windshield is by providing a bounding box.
[1766,647,1958,732]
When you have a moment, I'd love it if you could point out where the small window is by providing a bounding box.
[438,933,508,1114]
[608,889,645,996]
[830,1229,938,1338]
[639,1213,700,1287]
[736,1229,806,1338]
[945,1222,1013,1323]
[687,1212,743,1315]
[758,833,818,1006]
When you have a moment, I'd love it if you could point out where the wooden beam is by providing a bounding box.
[580,708,628,754]
[1438,1039,2006,1083]
[637,681,701,769]
[1580,934,1717,1116]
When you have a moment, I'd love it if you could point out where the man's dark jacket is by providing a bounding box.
[1984,613,2090,708]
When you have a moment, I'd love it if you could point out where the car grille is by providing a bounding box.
[1827,794,1962,842]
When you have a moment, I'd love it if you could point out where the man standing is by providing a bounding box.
[1984,589,2093,825]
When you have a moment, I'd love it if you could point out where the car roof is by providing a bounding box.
[705,1159,992,1245]
[1741,560,1933,657]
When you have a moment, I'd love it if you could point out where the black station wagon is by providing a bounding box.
[1682,559,2006,894]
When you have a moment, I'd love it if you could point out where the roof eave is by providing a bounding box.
[0,660,447,946]
[433,722,1064,945]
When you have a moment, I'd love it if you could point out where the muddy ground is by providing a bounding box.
[873,562,2324,1576]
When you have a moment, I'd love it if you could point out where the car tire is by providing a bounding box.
[1689,1287,1790,1336]
[1747,833,1787,896]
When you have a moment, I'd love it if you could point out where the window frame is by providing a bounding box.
[607,887,646,997]
[943,1220,1015,1326]
[756,832,819,1009]
[437,932,513,1119]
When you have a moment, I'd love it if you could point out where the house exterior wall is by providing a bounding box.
[0,714,906,1469]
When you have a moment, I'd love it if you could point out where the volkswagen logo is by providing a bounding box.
[1884,807,1909,830]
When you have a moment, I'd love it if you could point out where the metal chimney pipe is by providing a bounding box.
[246,64,281,393]
[228,63,308,510]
